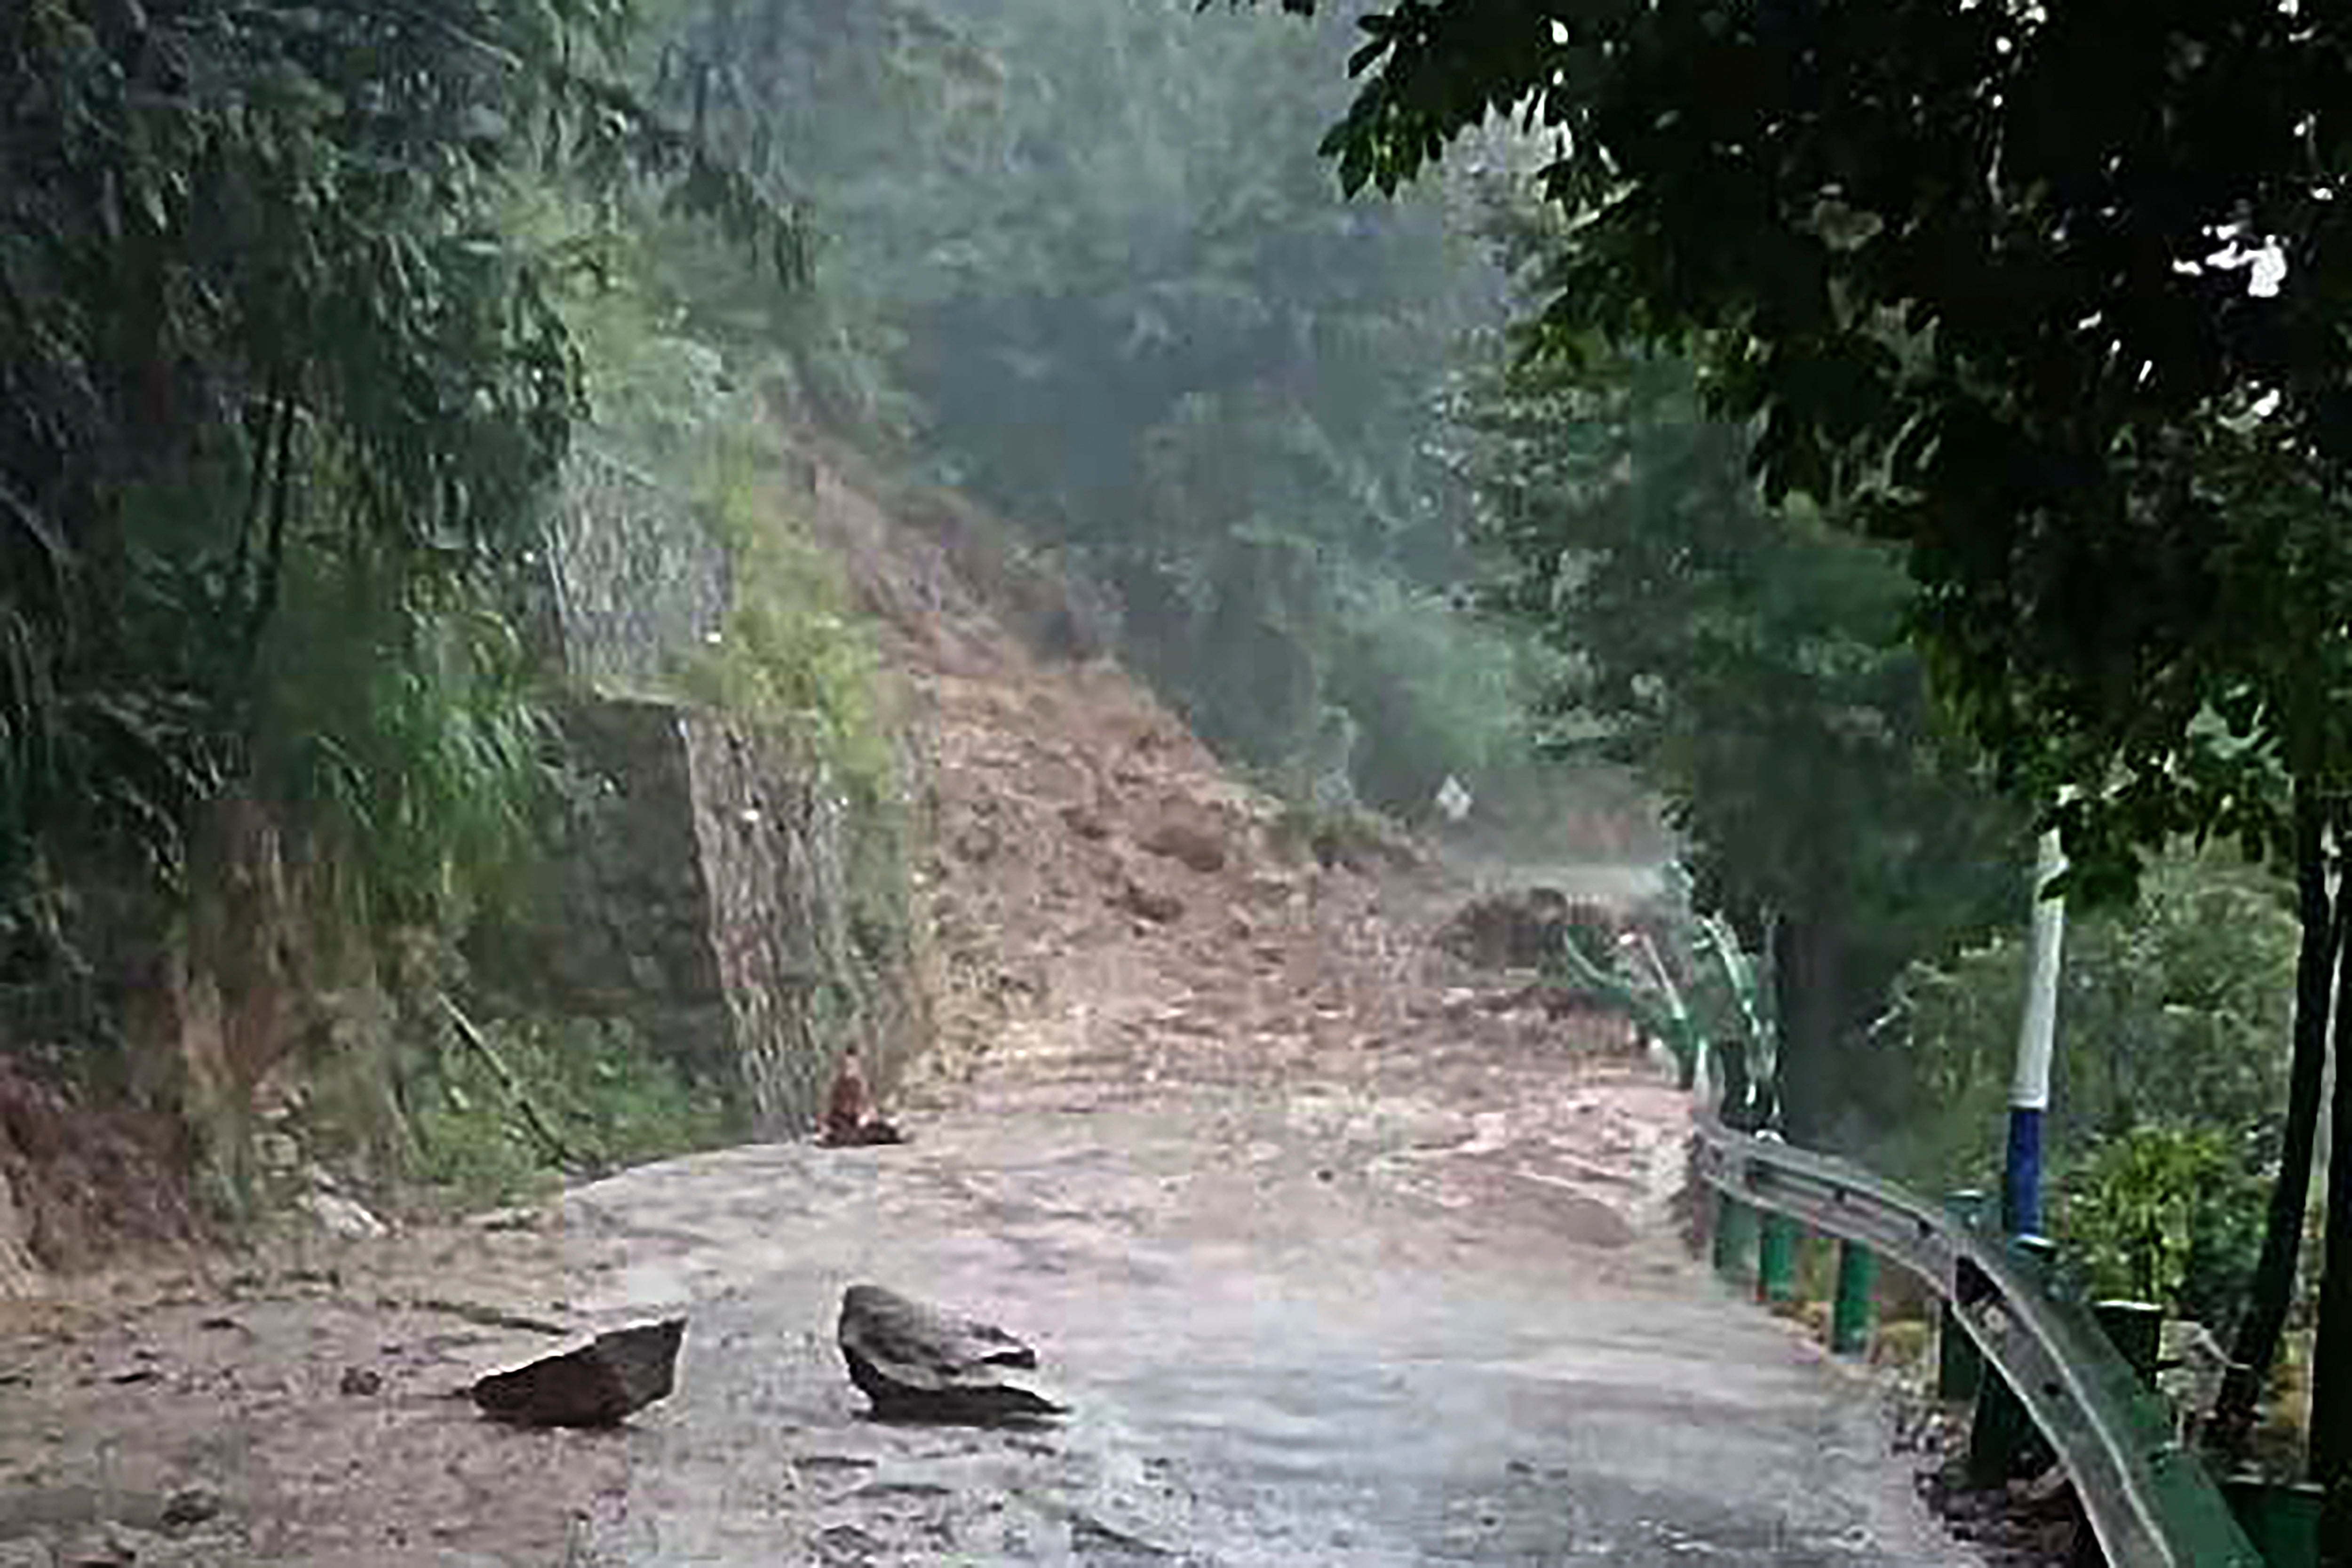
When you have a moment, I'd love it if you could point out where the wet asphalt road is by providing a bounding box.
[561,1047,1978,1568]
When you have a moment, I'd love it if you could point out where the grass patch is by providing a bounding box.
[404,1014,737,1207]
[673,454,897,804]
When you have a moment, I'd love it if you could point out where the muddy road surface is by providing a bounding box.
[560,1006,1971,1568]
[0,982,1974,1568]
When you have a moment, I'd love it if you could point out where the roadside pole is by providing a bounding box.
[2004,827,2067,1236]
[1971,824,2068,1487]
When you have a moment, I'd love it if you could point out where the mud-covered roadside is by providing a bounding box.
[0,1214,640,1567]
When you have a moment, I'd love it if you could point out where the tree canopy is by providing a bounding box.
[1456,214,2024,1141]
[637,0,1537,814]
[1265,0,2352,880]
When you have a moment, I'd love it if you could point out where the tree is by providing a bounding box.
[1262,0,2352,1487]
[642,0,1522,812]
[1455,254,2024,1145]
[0,0,794,933]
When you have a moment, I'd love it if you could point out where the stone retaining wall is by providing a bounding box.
[501,446,924,1135]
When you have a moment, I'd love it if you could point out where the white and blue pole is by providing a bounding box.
[2002,824,2069,1236]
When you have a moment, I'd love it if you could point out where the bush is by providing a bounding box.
[674,456,896,804]
[1324,569,1540,818]
[1876,846,2296,1200]
[405,1015,735,1204]
[2058,1125,2268,1325]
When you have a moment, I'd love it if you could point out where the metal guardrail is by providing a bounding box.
[1692,1114,2266,1568]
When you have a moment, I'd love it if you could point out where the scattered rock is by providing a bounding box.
[1139,819,1226,875]
[1114,879,1184,926]
[815,1522,884,1565]
[2157,1317,2227,1438]
[57,1525,161,1566]
[471,1317,685,1428]
[1059,803,1112,841]
[837,1284,1065,1425]
[1435,887,1620,971]
[161,1484,223,1530]
[298,1190,389,1240]
[1070,1511,1174,1561]
[1242,872,1297,906]
[1481,979,1617,1020]
[405,1296,569,1336]
[340,1365,384,1397]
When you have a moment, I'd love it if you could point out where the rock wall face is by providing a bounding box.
[680,720,923,1134]
[543,448,732,695]
[503,444,927,1135]
[510,698,737,1085]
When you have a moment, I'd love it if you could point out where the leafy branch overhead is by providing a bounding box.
[1454,239,2024,1142]
[1263,0,2352,890]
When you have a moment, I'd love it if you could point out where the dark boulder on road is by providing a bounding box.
[837,1284,1065,1424]
[472,1318,685,1427]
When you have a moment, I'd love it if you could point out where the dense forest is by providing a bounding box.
[633,0,1557,821]
[1,0,2345,1531]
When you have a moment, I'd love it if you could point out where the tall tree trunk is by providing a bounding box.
[2315,891,2352,1559]
[2214,790,2339,1457]
[1771,910,1845,1146]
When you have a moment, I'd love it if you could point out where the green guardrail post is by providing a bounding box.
[2069,1301,2168,1568]
[1830,1238,1875,1356]
[2091,1299,2164,1386]
[2221,1479,2325,1568]
[1713,1191,1756,1284]
[1937,1189,1989,1401]
[1757,1212,1801,1309]
[1968,1233,2058,1487]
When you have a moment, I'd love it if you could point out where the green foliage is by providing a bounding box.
[559,243,898,802]
[1455,289,2023,1140]
[1323,568,1540,816]
[676,463,895,802]
[640,0,1524,810]
[1883,847,2295,1326]
[1889,851,2299,1169]
[406,1016,733,1203]
[250,557,560,931]
[0,0,794,922]
[1265,0,2352,890]
[2060,1128,2269,1329]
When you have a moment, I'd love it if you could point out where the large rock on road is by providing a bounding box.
[837,1283,1065,1425]
[472,1318,686,1427]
